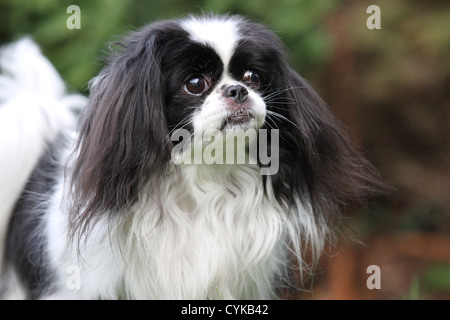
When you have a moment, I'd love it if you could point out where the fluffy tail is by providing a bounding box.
[0,37,86,270]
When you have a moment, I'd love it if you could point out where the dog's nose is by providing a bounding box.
[223,85,248,104]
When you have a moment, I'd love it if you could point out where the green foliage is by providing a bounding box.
[0,0,336,92]
[404,277,422,300]
[403,264,450,300]
[421,264,450,294]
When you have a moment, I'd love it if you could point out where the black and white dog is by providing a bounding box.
[0,15,381,299]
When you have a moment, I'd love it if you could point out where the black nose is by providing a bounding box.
[223,85,248,103]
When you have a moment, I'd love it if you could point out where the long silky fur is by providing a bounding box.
[1,15,384,299]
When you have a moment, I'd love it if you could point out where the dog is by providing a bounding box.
[0,14,382,299]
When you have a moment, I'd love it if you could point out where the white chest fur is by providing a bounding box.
[46,163,317,299]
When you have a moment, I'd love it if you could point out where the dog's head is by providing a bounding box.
[70,15,383,233]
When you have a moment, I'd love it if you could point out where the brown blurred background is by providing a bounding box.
[1,0,449,299]
[300,0,450,300]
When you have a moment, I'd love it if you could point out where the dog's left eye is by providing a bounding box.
[243,70,261,86]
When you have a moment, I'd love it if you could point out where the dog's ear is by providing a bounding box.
[70,23,176,232]
[267,67,384,225]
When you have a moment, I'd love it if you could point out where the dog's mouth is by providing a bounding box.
[221,109,254,131]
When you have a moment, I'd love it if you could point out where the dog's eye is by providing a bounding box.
[184,76,209,95]
[243,70,261,86]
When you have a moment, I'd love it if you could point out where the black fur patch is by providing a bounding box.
[3,135,66,299]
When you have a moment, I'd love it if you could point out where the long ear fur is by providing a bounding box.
[267,67,384,227]
[69,22,178,234]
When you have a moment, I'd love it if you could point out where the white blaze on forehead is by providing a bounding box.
[181,16,241,71]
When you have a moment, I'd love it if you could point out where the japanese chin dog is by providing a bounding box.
[0,14,382,299]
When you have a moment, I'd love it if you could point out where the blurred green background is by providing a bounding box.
[0,0,449,299]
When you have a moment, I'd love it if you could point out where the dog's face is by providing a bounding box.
[161,17,286,138]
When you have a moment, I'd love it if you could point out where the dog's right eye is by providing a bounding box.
[184,76,210,95]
